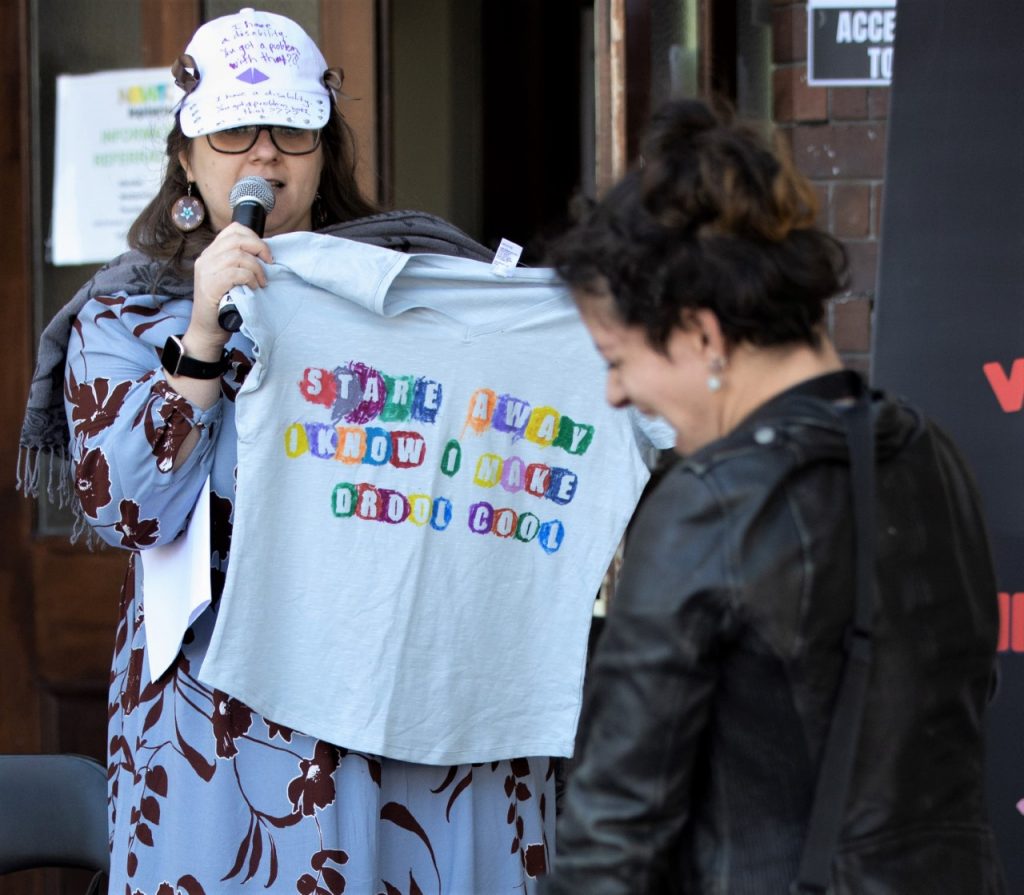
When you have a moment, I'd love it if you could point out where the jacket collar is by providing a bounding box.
[699,369,921,466]
[734,369,866,434]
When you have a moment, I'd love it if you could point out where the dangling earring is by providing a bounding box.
[707,356,726,392]
[313,191,326,228]
[170,182,206,232]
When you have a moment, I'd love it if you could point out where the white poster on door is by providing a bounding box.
[51,68,177,266]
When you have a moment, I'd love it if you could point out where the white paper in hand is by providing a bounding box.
[141,476,213,681]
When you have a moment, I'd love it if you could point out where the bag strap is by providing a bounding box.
[791,388,877,894]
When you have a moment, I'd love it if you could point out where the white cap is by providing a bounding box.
[177,8,332,138]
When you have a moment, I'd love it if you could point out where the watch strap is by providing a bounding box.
[161,335,230,379]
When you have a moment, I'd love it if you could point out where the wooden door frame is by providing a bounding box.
[321,0,385,205]
[2,0,37,758]
[594,0,719,197]
[594,0,628,194]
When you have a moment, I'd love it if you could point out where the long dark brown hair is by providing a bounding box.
[127,105,379,277]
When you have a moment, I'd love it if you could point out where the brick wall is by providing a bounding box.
[771,0,889,376]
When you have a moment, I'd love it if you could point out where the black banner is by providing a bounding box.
[872,0,1024,886]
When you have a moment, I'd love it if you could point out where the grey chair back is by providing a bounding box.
[0,753,108,875]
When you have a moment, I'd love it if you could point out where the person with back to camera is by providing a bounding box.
[538,98,1006,894]
[15,8,635,893]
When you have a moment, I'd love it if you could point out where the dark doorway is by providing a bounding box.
[479,0,586,262]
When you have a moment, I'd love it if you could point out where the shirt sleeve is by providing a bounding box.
[63,292,225,550]
[542,469,737,895]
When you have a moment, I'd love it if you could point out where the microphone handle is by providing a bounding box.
[218,200,268,331]
[232,200,267,237]
[218,298,244,333]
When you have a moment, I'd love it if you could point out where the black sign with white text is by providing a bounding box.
[808,1,896,85]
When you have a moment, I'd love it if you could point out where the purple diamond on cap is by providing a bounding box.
[237,67,269,85]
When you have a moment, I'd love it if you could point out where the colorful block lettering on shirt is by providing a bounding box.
[290,362,576,552]
[525,463,551,497]
[408,493,433,526]
[284,422,309,457]
[430,497,453,531]
[440,439,462,477]
[460,385,595,459]
[307,422,338,459]
[391,431,426,468]
[493,394,532,438]
[524,407,560,446]
[345,363,387,424]
[412,378,443,423]
[329,483,452,532]
[331,364,363,421]
[466,500,563,552]
[334,426,366,464]
[331,482,357,517]
[379,489,410,524]
[501,456,526,492]
[464,388,497,434]
[473,453,503,488]
[553,415,594,455]
[299,367,337,407]
[356,483,382,520]
[363,427,393,466]
[538,520,565,554]
[546,468,578,505]
[380,374,415,422]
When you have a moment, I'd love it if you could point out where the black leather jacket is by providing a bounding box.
[542,372,1005,894]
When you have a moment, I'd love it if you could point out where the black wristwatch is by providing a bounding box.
[161,334,230,379]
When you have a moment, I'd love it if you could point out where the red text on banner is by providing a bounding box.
[997,592,1024,652]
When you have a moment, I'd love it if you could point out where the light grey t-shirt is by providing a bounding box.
[199,233,672,763]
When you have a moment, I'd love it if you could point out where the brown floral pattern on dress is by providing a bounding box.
[380,801,440,895]
[133,380,199,472]
[109,633,309,890]
[266,719,295,742]
[129,875,206,895]
[65,370,132,440]
[74,446,112,517]
[121,647,151,714]
[209,491,233,601]
[288,740,340,816]
[298,849,349,895]
[212,691,253,759]
[112,499,160,548]
[221,347,253,402]
[507,758,552,876]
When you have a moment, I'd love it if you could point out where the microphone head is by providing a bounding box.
[229,176,276,212]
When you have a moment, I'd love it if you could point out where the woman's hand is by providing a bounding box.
[164,223,273,428]
[184,222,274,358]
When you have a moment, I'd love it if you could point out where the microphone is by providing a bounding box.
[217,176,277,332]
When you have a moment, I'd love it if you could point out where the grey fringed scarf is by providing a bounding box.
[17,210,493,511]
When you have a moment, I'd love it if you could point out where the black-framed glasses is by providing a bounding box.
[206,125,322,155]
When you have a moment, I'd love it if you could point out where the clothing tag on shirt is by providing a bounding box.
[491,238,523,277]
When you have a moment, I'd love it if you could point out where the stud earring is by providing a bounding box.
[170,182,206,232]
[707,356,726,392]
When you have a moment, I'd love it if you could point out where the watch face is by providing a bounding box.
[162,335,226,379]
[162,336,185,375]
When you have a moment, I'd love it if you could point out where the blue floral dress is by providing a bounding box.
[65,285,555,895]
